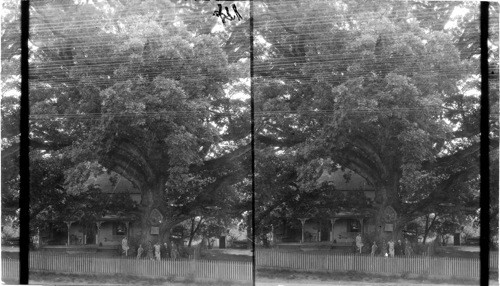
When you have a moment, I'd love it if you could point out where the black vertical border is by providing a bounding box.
[249,0,256,285]
[480,1,490,284]
[20,0,30,284]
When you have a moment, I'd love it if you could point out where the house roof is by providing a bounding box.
[87,172,141,194]
[317,168,375,191]
[98,214,136,221]
[331,210,372,218]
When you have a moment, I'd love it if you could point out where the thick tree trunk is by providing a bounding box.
[162,227,171,258]
[422,214,430,244]
[188,218,196,247]
[422,214,437,245]
[188,217,203,247]
[138,182,172,247]
[372,175,402,244]
[139,188,155,245]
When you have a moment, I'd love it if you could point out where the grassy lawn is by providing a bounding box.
[2,272,252,286]
[200,249,252,262]
[267,244,486,259]
[433,246,481,259]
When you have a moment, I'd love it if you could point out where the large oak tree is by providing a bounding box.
[253,0,497,242]
[2,0,252,246]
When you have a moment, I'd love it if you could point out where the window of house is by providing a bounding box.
[348,220,360,232]
[113,222,126,235]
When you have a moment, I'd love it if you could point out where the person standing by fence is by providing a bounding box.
[154,242,161,261]
[405,238,413,256]
[388,239,395,258]
[171,243,179,260]
[381,239,387,256]
[355,233,364,254]
[395,240,403,256]
[371,241,377,256]
[400,240,405,255]
[147,241,154,260]
[121,236,129,257]
[137,244,144,259]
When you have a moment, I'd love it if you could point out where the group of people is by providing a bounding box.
[137,241,180,260]
[354,234,413,257]
[370,238,413,257]
[121,237,180,260]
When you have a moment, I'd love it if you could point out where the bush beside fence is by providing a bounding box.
[255,250,484,279]
[2,252,252,282]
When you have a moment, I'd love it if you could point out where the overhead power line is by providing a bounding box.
[28,106,482,121]
[2,1,489,93]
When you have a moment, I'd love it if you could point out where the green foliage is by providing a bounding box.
[0,0,253,244]
[1,216,19,240]
[252,0,494,242]
[1,0,497,246]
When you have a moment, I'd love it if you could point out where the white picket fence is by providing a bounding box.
[2,251,497,282]
[2,252,252,282]
[2,259,19,280]
[255,250,486,279]
[491,251,498,270]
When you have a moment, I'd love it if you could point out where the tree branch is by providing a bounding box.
[350,136,387,178]
[334,148,382,186]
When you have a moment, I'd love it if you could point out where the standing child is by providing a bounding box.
[121,236,129,257]
[146,241,154,260]
[388,240,395,258]
[154,242,161,261]
[137,244,144,259]
[405,238,413,256]
[171,243,179,260]
[355,233,364,254]
[371,241,378,256]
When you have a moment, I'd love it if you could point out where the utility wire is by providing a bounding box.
[3,2,488,98]
[28,106,488,121]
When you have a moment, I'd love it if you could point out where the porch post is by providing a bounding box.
[124,221,130,239]
[298,218,308,243]
[330,218,338,242]
[36,227,40,248]
[95,221,102,245]
[65,221,73,246]
[271,224,275,245]
[358,218,364,235]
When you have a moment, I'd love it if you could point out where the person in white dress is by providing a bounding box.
[154,242,161,260]
[388,239,395,258]
[121,237,129,257]
[355,233,364,254]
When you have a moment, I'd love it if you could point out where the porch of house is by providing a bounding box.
[273,241,354,253]
[40,215,137,249]
[271,214,374,250]
[39,244,121,255]
[298,215,372,243]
